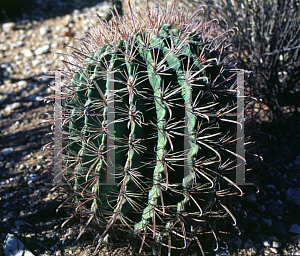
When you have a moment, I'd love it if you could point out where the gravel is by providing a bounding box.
[1,0,300,255]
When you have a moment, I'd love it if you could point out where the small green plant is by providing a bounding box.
[52,2,256,255]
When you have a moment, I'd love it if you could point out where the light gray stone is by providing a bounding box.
[35,45,50,55]
[263,240,271,247]
[1,147,14,155]
[2,22,17,32]
[24,50,33,57]
[39,26,49,36]
[3,233,34,256]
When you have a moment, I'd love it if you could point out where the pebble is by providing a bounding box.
[45,60,54,65]
[289,224,300,234]
[244,239,254,249]
[2,202,10,208]
[231,236,242,248]
[291,234,300,243]
[263,240,271,247]
[35,45,50,55]
[215,249,228,255]
[4,102,22,112]
[286,188,300,205]
[295,155,300,165]
[272,241,281,248]
[1,147,14,155]
[15,220,25,227]
[27,94,37,101]
[2,22,17,32]
[262,218,272,227]
[32,60,40,66]
[50,245,58,251]
[39,26,49,36]
[36,96,44,101]
[269,247,277,253]
[18,80,27,87]
[266,184,276,189]
[3,233,35,256]
[247,193,257,202]
[24,49,33,57]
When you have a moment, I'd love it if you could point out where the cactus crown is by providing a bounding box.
[56,2,245,255]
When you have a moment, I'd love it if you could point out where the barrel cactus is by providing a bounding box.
[54,2,251,255]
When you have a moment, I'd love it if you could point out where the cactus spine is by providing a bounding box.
[56,2,247,255]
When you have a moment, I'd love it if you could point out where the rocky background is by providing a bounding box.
[1,0,300,255]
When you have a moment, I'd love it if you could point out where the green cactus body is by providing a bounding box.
[59,4,243,255]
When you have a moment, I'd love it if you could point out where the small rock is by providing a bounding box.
[32,60,40,66]
[39,26,49,36]
[2,202,10,208]
[286,188,300,205]
[18,80,27,87]
[24,50,33,57]
[3,233,35,256]
[269,248,277,253]
[51,42,58,48]
[272,241,281,248]
[215,248,228,256]
[261,248,271,255]
[266,184,276,189]
[248,247,257,254]
[36,96,43,101]
[231,236,242,248]
[29,135,37,142]
[263,240,271,247]
[27,94,37,101]
[1,147,14,155]
[295,155,300,165]
[289,224,300,234]
[15,220,25,227]
[35,45,50,55]
[2,22,17,32]
[45,60,54,66]
[50,245,58,251]
[291,234,300,243]
[4,102,22,112]
[262,218,272,227]
[244,239,253,249]
[247,194,257,202]
[9,177,16,182]
[267,236,278,242]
